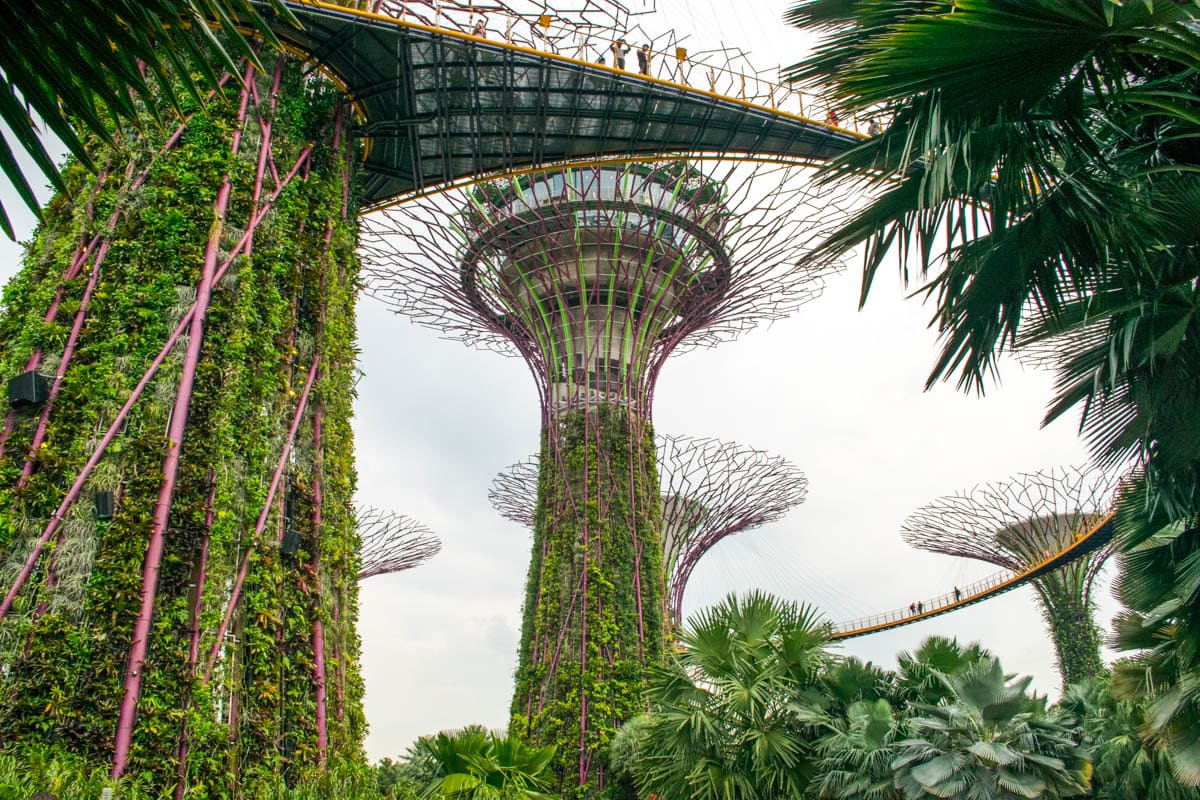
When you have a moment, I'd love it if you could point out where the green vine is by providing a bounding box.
[510,405,664,798]
[0,50,366,797]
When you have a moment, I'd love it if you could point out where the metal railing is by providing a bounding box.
[830,514,1115,639]
[362,0,873,133]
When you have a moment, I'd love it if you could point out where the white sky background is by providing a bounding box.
[0,0,1120,763]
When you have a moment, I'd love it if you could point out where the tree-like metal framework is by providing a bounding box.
[357,507,442,580]
[489,434,808,626]
[361,159,842,795]
[901,466,1120,687]
[363,161,842,414]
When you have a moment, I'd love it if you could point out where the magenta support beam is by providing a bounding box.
[110,64,257,780]
[202,358,321,683]
[0,141,319,624]
[174,473,218,800]
[311,404,329,766]
[18,239,110,487]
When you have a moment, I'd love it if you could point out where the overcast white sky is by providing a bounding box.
[0,0,1119,764]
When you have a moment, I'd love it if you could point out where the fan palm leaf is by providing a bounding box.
[0,0,298,238]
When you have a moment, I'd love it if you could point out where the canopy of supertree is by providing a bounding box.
[901,465,1120,687]
[356,507,441,580]
[360,159,847,417]
[489,433,808,626]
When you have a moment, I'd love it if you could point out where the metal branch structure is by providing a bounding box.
[362,158,840,795]
[357,507,442,580]
[490,434,807,627]
[901,466,1120,687]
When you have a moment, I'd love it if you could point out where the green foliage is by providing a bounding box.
[0,48,365,795]
[1060,677,1200,800]
[0,0,298,238]
[891,659,1090,800]
[510,405,664,798]
[628,591,832,800]
[398,728,557,800]
[785,0,1200,780]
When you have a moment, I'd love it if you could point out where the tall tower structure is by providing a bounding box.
[363,159,839,793]
[0,55,366,791]
[901,466,1118,687]
[490,434,808,627]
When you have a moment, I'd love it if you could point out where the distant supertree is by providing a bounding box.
[356,507,441,580]
[361,160,843,794]
[490,434,807,627]
[901,466,1119,687]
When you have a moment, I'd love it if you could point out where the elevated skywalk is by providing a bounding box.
[265,1,860,206]
[830,513,1117,640]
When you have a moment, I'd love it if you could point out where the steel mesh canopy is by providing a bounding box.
[901,466,1119,575]
[489,433,808,622]
[361,159,849,414]
[356,506,442,580]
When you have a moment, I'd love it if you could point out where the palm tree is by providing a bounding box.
[891,658,1090,800]
[403,727,557,800]
[626,590,834,800]
[0,0,296,238]
[1059,677,1200,800]
[812,698,905,800]
[894,636,992,707]
[784,0,1200,778]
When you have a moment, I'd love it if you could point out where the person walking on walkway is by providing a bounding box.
[637,44,651,75]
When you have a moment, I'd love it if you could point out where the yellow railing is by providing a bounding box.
[333,0,874,134]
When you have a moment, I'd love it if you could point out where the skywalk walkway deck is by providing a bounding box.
[266,1,860,206]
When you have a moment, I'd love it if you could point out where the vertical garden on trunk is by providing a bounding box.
[510,406,664,798]
[0,51,367,796]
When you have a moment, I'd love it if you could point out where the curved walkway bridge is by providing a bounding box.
[830,514,1117,640]
[265,1,859,206]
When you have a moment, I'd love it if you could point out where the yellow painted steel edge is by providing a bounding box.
[285,0,864,136]
[362,152,830,212]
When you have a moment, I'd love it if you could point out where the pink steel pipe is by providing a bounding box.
[202,358,321,683]
[174,473,218,800]
[0,141,319,625]
[111,62,258,780]
[310,404,329,766]
[18,239,111,487]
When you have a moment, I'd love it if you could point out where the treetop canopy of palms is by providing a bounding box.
[783,0,1200,397]
[0,0,298,239]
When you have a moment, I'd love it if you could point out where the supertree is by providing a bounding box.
[900,466,1119,687]
[357,507,442,580]
[361,158,843,793]
[490,434,808,627]
[0,54,364,793]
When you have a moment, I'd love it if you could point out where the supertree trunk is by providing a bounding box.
[0,50,365,794]
[512,406,664,796]
[1037,580,1107,687]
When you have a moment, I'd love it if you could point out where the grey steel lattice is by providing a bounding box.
[357,506,442,580]
[488,433,808,623]
[361,160,849,417]
[901,466,1117,572]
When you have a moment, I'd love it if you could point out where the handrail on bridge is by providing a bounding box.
[830,511,1117,641]
[314,0,871,135]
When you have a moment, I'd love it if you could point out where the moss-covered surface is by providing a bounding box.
[0,54,365,796]
[1038,584,1106,689]
[510,404,665,798]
